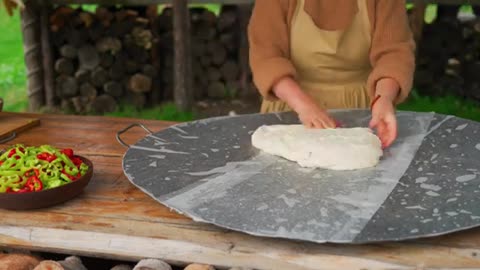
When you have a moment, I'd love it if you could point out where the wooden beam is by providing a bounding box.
[173,0,193,111]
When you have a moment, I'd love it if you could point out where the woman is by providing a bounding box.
[248,0,415,148]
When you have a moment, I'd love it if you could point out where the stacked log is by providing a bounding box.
[50,6,156,114]
[414,7,480,102]
[158,5,243,101]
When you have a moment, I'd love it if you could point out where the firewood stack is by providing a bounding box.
[50,6,156,114]
[157,5,243,101]
[414,6,480,102]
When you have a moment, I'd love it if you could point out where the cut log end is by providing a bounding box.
[128,73,152,93]
[90,94,117,114]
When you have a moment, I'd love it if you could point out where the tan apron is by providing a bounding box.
[261,0,373,113]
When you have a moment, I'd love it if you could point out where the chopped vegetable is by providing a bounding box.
[0,144,90,193]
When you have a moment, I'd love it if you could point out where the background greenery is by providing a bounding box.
[1,4,480,122]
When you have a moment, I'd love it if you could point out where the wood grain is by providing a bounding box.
[1,112,480,269]
[0,113,40,142]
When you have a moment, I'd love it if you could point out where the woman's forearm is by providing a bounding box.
[273,77,315,111]
[374,78,400,103]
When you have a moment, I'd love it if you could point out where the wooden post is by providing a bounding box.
[21,0,45,112]
[147,4,162,106]
[237,4,252,97]
[40,4,56,109]
[173,0,193,112]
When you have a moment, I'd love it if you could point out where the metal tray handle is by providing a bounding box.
[0,132,16,144]
[116,123,153,148]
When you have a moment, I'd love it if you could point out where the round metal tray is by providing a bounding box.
[120,110,480,244]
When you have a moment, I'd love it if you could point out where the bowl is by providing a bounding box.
[0,156,93,210]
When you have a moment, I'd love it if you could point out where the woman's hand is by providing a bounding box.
[273,77,337,129]
[370,78,400,148]
[369,97,397,148]
[296,98,337,129]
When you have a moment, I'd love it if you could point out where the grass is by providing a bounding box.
[0,4,480,123]
[399,91,480,121]
[0,7,28,112]
[105,102,195,122]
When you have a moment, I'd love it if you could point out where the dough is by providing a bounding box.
[251,125,383,170]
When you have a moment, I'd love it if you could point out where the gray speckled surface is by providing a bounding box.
[121,110,480,244]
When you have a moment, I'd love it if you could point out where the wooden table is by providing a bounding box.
[1,112,480,270]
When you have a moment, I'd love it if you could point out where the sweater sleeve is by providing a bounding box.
[248,0,297,100]
[367,0,416,104]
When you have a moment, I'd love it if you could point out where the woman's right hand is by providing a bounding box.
[272,77,337,129]
[295,98,337,129]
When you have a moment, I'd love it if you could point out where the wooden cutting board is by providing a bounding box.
[0,113,40,143]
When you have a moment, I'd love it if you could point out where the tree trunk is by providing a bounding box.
[173,0,193,111]
[41,4,55,109]
[237,4,252,96]
[21,0,44,112]
[147,4,162,105]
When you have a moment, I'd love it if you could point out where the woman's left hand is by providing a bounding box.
[369,96,397,149]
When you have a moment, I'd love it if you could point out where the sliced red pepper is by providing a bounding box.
[71,156,83,167]
[37,152,57,163]
[7,149,16,158]
[24,168,40,178]
[26,176,43,191]
[0,161,3,166]
[61,148,74,158]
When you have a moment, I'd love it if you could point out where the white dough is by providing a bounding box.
[251,125,383,170]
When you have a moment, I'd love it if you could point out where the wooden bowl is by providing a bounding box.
[0,156,93,210]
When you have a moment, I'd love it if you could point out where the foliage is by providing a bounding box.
[0,6,28,112]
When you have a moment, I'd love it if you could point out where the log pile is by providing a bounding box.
[414,6,480,101]
[49,6,156,114]
[157,5,245,101]
[47,5,253,115]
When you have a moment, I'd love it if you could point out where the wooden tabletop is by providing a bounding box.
[1,112,480,270]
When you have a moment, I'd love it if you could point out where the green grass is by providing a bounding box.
[399,91,480,122]
[0,7,28,112]
[105,102,194,121]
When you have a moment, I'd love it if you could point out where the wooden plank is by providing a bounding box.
[3,225,480,269]
[2,112,480,269]
[0,113,40,143]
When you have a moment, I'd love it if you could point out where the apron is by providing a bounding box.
[261,0,373,113]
